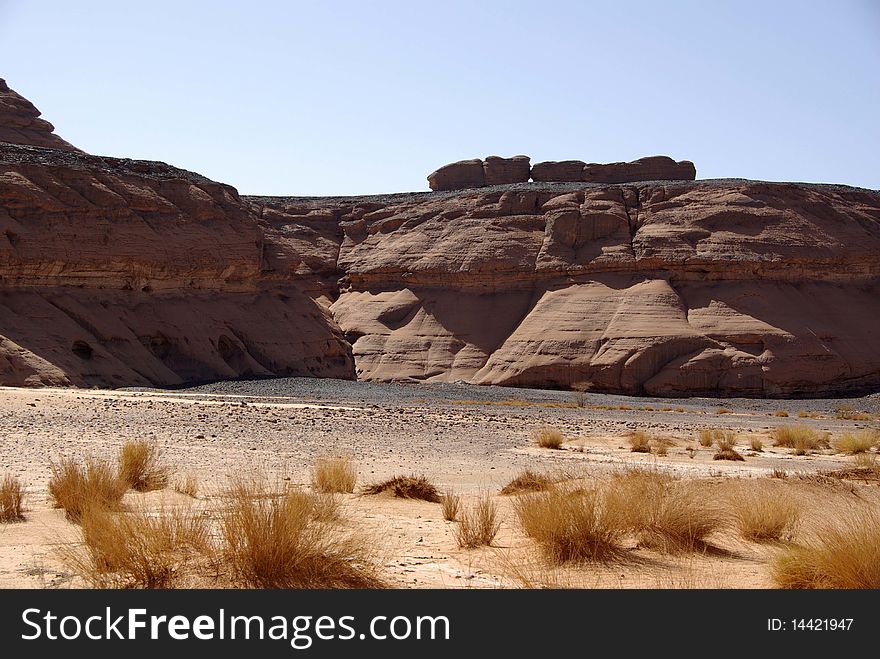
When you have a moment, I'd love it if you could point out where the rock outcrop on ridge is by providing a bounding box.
[2,79,879,396]
[0,79,80,152]
[429,155,697,190]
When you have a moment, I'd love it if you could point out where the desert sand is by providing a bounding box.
[1,378,877,589]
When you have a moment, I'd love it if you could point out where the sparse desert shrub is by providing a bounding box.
[612,474,722,553]
[174,474,199,498]
[500,470,554,495]
[750,436,764,452]
[220,478,381,588]
[514,486,627,562]
[832,430,879,455]
[655,443,668,457]
[854,452,878,469]
[713,432,744,461]
[774,410,789,418]
[440,490,460,521]
[772,507,880,589]
[628,431,652,453]
[362,474,440,502]
[772,426,827,454]
[797,410,820,419]
[770,468,788,480]
[48,457,127,522]
[66,505,211,588]
[311,455,357,494]
[835,405,872,421]
[533,427,564,450]
[698,429,714,447]
[455,493,500,549]
[732,489,800,542]
[715,408,732,415]
[118,440,169,492]
[0,474,25,523]
[571,382,591,408]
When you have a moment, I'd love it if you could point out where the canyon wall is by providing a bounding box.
[2,79,879,395]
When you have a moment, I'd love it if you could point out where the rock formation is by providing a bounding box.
[0,79,80,152]
[2,81,879,396]
[429,155,697,190]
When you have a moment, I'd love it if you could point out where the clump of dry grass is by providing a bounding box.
[772,507,880,589]
[774,410,789,417]
[174,474,199,498]
[731,488,800,542]
[797,410,820,419]
[311,455,357,494]
[772,425,828,455]
[439,490,460,521]
[362,474,440,502]
[48,457,127,522]
[750,436,764,452]
[0,474,25,523]
[832,430,879,455]
[514,485,627,562]
[65,505,211,588]
[533,427,564,450]
[770,468,788,479]
[455,493,500,549]
[715,408,732,415]
[698,429,715,447]
[610,471,723,553]
[713,432,744,461]
[835,405,872,421]
[628,431,652,453]
[220,477,382,588]
[655,443,668,457]
[118,440,170,492]
[500,470,554,495]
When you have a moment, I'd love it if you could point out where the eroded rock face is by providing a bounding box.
[2,86,879,395]
[582,156,696,183]
[427,159,485,191]
[483,155,530,186]
[530,160,587,182]
[0,79,80,152]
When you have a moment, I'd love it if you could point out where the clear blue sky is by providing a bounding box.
[1,0,878,195]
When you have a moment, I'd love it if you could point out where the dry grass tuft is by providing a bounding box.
[731,488,800,542]
[628,431,652,453]
[750,436,764,452]
[118,440,170,492]
[173,474,199,498]
[362,474,440,502]
[797,410,821,419]
[610,471,723,553]
[712,431,744,461]
[455,493,500,549]
[48,457,127,522]
[311,455,357,494]
[832,430,879,455]
[0,474,26,523]
[65,505,211,588]
[533,427,564,450]
[774,410,789,417]
[772,507,880,589]
[698,429,715,447]
[771,425,828,455]
[514,485,627,562]
[439,490,460,521]
[770,468,788,480]
[715,408,732,415]
[835,405,872,421]
[500,470,555,495]
[220,477,382,589]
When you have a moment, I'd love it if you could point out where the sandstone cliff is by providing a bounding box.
[0,79,80,152]
[2,81,879,396]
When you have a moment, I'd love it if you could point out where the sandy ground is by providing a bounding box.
[0,380,878,589]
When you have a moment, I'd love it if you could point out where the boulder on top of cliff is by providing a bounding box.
[530,160,586,182]
[483,155,530,186]
[0,79,80,152]
[581,155,696,183]
[427,159,485,191]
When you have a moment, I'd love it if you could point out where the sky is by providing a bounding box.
[1,0,878,195]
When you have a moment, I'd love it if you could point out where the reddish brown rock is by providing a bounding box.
[483,155,530,186]
[0,79,80,152]
[530,160,586,182]
[427,159,485,191]
[581,155,696,183]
